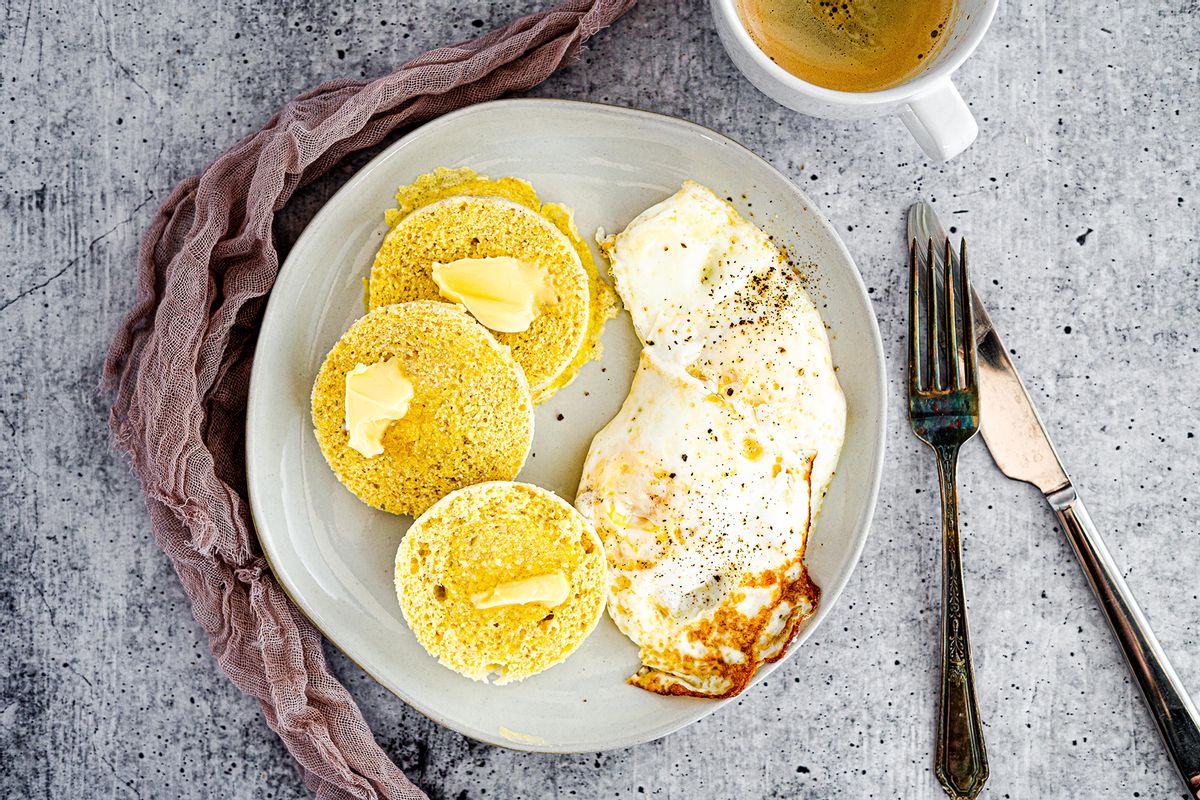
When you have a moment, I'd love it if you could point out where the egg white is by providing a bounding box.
[577,181,846,697]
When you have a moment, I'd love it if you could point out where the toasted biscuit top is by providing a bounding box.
[369,167,617,402]
[395,481,607,684]
[311,301,533,517]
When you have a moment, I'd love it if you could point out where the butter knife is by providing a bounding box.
[909,201,1200,799]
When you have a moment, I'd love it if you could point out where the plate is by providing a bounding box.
[246,99,886,753]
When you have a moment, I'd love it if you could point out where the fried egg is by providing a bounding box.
[576,181,846,698]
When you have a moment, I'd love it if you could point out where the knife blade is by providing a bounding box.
[907,201,1200,799]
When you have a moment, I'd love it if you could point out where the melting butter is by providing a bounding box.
[432,256,553,333]
[470,572,570,609]
[344,358,413,457]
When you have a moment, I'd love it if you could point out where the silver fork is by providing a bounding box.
[908,238,989,799]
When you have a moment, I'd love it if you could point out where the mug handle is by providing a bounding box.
[899,79,978,161]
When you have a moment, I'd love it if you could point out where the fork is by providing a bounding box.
[909,238,989,799]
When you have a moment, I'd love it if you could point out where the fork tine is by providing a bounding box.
[926,238,942,390]
[909,239,923,393]
[960,238,977,387]
[943,238,961,389]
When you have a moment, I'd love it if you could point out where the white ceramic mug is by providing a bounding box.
[711,0,999,161]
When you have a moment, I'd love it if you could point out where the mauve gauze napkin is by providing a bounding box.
[102,2,635,797]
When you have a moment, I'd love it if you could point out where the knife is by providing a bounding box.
[909,201,1200,799]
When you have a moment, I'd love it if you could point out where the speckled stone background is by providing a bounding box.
[3,0,1198,797]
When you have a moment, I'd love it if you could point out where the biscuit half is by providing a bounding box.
[369,167,617,402]
[395,481,607,683]
[311,301,534,516]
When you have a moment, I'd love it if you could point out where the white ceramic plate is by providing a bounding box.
[246,99,886,753]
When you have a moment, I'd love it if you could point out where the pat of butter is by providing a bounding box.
[470,572,570,609]
[344,358,413,458]
[432,256,553,333]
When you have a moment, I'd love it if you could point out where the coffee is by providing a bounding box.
[736,0,956,93]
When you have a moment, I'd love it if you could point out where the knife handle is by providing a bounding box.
[1050,488,1200,798]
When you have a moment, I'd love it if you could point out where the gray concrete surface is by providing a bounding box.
[3,0,1198,797]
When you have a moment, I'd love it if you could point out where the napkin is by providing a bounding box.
[102,2,636,797]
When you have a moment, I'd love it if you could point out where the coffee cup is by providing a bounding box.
[711,0,999,161]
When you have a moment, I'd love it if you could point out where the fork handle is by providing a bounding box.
[933,445,989,799]
[1049,488,1200,798]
